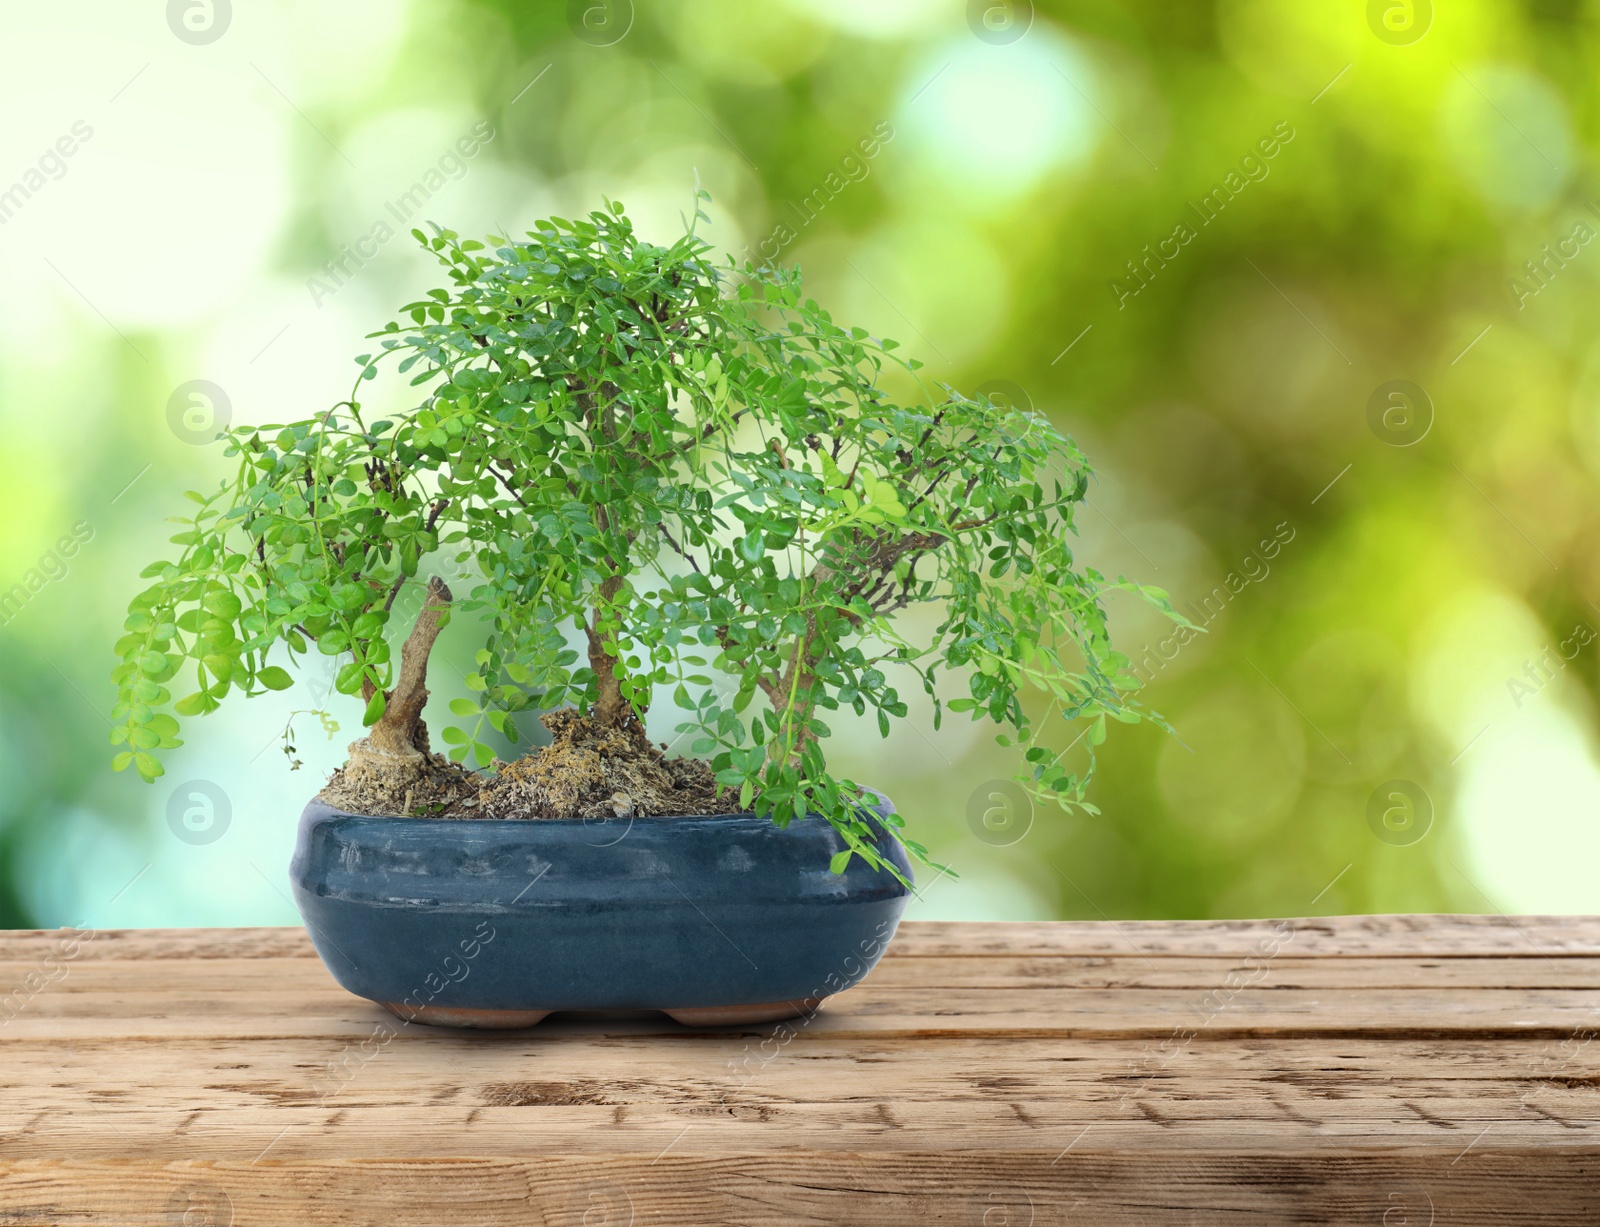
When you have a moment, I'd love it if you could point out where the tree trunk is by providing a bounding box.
[369,576,451,756]
[585,575,634,728]
[331,577,453,815]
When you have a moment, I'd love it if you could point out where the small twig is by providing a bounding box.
[382,500,450,613]
[657,522,702,574]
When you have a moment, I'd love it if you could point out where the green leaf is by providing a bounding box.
[204,591,242,620]
[363,690,387,726]
[351,611,386,639]
[829,850,852,875]
[109,201,1156,866]
[174,692,209,717]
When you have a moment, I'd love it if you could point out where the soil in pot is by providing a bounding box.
[317,707,733,821]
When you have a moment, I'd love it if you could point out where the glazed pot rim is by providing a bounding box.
[303,787,895,829]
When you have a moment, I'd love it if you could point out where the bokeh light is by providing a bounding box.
[3,0,1600,928]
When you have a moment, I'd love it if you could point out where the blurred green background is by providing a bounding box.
[2,0,1596,929]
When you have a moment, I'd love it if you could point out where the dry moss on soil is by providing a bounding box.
[318,708,732,819]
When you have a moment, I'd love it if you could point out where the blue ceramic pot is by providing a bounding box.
[290,795,913,1029]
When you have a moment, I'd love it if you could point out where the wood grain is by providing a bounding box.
[2,917,1597,1224]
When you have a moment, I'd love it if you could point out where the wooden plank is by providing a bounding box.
[3,917,1597,1224]
[8,952,1600,992]
[5,1089,1600,1156]
[3,972,1600,1036]
[5,1035,1599,1146]
[9,998,1600,1049]
[3,1154,1596,1227]
[888,915,1600,957]
[6,914,1600,961]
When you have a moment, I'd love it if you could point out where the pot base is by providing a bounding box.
[381,1002,552,1029]
[664,997,821,1027]
[378,998,822,1029]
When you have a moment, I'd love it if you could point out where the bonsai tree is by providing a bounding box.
[112,198,1178,874]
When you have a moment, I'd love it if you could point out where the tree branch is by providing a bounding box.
[382,499,450,613]
[657,522,702,574]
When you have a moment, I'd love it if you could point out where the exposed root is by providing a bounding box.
[473,708,728,819]
[316,708,731,819]
[317,736,474,817]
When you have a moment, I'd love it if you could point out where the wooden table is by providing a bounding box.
[2,915,1597,1224]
